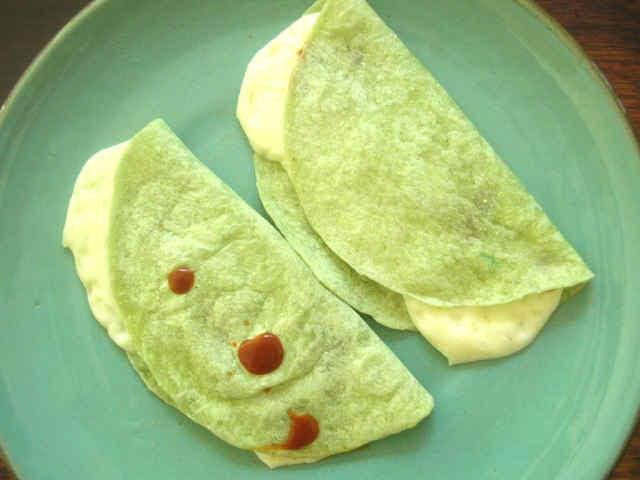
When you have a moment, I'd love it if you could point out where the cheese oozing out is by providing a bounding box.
[237,13,319,163]
[63,142,132,351]
[404,290,562,365]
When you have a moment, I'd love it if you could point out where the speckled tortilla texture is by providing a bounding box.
[108,120,432,459]
[283,0,593,307]
[254,155,414,331]
[127,351,175,406]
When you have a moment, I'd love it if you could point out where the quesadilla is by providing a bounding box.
[237,0,593,364]
[63,119,433,466]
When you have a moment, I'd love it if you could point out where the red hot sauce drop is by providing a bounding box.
[280,411,320,450]
[237,332,284,375]
[168,267,195,294]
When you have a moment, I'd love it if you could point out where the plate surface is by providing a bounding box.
[1,1,638,479]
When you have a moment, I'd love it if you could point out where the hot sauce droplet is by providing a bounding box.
[258,411,320,452]
[168,267,195,294]
[237,332,284,375]
[280,411,319,450]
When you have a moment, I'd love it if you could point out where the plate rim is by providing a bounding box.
[0,0,638,478]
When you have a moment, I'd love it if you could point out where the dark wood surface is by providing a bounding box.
[0,1,638,479]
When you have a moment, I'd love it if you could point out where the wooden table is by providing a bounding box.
[0,1,638,478]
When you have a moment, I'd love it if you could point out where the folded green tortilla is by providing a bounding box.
[254,154,414,330]
[63,119,433,466]
[284,0,592,307]
[237,0,593,364]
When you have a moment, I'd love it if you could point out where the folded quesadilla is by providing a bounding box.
[237,0,593,364]
[63,119,433,467]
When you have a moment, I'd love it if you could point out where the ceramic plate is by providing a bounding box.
[1,1,638,478]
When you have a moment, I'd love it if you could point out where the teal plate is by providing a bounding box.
[1,0,638,478]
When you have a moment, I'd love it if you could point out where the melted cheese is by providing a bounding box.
[237,13,319,163]
[404,290,562,365]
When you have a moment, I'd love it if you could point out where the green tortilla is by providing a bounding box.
[106,120,432,460]
[280,0,593,307]
[254,155,414,330]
